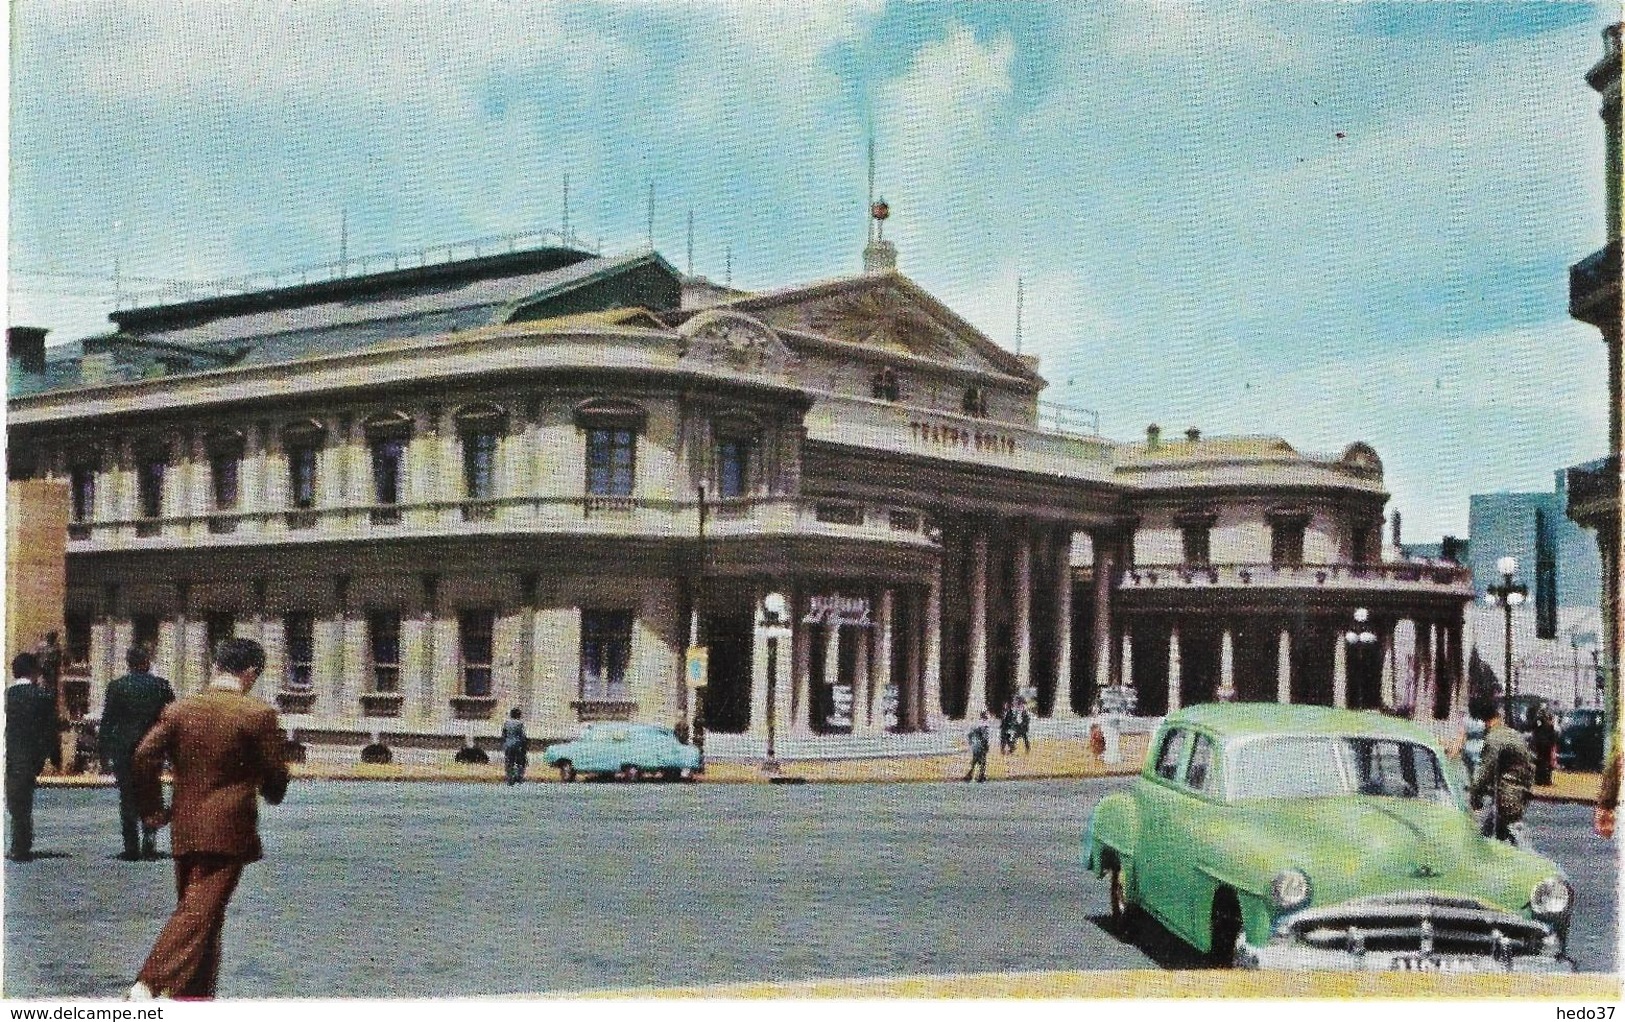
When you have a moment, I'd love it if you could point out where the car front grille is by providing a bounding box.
[1279,893,1552,960]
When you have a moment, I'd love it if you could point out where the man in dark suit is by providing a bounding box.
[129,638,289,1000]
[101,646,175,860]
[6,652,56,861]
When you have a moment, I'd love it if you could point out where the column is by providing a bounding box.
[517,575,537,717]
[173,581,190,693]
[1332,629,1348,709]
[875,589,895,732]
[1277,627,1292,703]
[1218,627,1236,701]
[1055,527,1078,720]
[749,585,770,737]
[1121,626,1135,698]
[416,574,439,723]
[853,616,873,734]
[967,531,989,720]
[1013,527,1033,699]
[1413,621,1434,723]
[904,590,923,731]
[1380,624,1397,709]
[822,618,841,727]
[1447,618,1465,718]
[924,563,944,730]
[1166,623,1182,713]
[791,591,812,738]
[329,576,352,713]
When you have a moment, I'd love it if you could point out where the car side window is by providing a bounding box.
[1154,728,1190,782]
[1186,733,1214,792]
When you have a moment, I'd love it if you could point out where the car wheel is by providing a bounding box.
[1106,857,1136,937]
[556,761,576,782]
[621,764,641,783]
[1208,891,1243,968]
[661,768,682,782]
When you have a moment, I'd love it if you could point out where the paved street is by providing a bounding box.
[3,779,1615,998]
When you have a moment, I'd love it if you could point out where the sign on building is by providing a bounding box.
[803,595,872,627]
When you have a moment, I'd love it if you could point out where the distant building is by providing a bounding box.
[1468,480,1601,609]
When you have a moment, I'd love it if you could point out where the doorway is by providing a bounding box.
[701,612,754,733]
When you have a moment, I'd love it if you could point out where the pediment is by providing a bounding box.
[734,275,1040,383]
[677,310,796,375]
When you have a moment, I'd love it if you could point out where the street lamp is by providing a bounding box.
[760,591,792,774]
[1484,555,1528,726]
[1344,607,1377,708]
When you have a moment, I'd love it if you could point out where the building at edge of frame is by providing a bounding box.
[5,232,1477,764]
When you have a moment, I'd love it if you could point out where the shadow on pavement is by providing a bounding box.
[1089,912,1213,969]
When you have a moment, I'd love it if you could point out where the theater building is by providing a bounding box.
[5,238,1475,761]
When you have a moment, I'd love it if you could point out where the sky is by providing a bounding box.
[6,0,1616,543]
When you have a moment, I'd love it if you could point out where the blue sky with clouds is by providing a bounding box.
[8,1,1615,541]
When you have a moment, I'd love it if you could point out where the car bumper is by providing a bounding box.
[1238,893,1572,973]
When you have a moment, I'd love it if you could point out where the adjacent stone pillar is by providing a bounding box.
[1219,627,1236,701]
[1332,630,1348,709]
[967,531,990,720]
[1054,527,1078,719]
[874,589,895,733]
[822,619,841,732]
[417,574,439,723]
[1013,528,1033,699]
[1380,624,1397,710]
[924,563,944,730]
[1413,621,1434,723]
[791,591,811,737]
[853,616,875,735]
[1277,628,1292,703]
[1092,533,1114,697]
[1167,624,1182,713]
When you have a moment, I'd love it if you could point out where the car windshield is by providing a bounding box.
[1227,735,1454,804]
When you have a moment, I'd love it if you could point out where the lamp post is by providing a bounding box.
[760,591,791,774]
[1343,607,1377,708]
[1484,555,1528,726]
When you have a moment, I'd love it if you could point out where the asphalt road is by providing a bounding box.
[2,779,1615,997]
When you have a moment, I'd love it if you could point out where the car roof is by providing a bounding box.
[1164,702,1440,744]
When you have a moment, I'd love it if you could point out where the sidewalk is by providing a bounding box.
[586,968,1621,999]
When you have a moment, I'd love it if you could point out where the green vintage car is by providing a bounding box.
[1084,703,1574,972]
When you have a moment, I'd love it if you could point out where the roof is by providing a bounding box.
[1164,702,1438,744]
[1116,435,1304,466]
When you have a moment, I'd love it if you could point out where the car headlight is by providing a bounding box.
[1270,868,1312,911]
[1530,876,1572,919]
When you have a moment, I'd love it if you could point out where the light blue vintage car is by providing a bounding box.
[543,724,702,782]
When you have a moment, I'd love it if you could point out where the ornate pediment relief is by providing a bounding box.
[800,286,957,360]
[677,310,795,375]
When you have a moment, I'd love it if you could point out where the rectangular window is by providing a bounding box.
[137,457,165,519]
[815,502,863,525]
[1186,733,1215,792]
[70,466,95,523]
[579,609,633,700]
[1155,728,1190,781]
[368,611,402,693]
[459,609,494,697]
[586,428,636,497]
[205,612,236,664]
[1350,525,1375,566]
[288,444,319,509]
[284,613,315,691]
[463,430,498,500]
[371,437,407,506]
[211,452,240,510]
[716,438,750,499]
[1181,525,1211,565]
[1272,522,1306,567]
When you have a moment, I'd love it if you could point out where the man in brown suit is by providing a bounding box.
[128,638,288,1000]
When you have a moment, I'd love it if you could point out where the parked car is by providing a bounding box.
[1084,703,1573,972]
[543,723,702,782]
[1557,709,1606,771]
[1507,694,1553,733]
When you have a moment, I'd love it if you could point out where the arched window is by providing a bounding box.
[962,386,988,418]
[362,412,414,508]
[281,419,327,511]
[574,400,646,498]
[871,367,900,402]
[454,404,507,503]
[204,428,246,511]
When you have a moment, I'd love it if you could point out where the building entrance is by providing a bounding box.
[700,611,754,733]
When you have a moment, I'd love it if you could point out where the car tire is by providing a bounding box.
[622,764,641,783]
[557,761,576,783]
[1208,891,1243,968]
[661,768,682,782]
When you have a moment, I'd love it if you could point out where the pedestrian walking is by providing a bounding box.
[1531,707,1558,787]
[128,638,289,1000]
[101,647,175,859]
[999,701,1017,755]
[964,711,991,782]
[6,653,57,861]
[1015,698,1032,755]
[1469,696,1535,844]
[502,708,528,785]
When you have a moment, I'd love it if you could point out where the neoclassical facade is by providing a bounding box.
[6,243,1475,760]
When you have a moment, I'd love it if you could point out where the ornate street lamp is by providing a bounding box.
[1344,607,1377,708]
[760,592,792,774]
[1484,556,1528,726]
